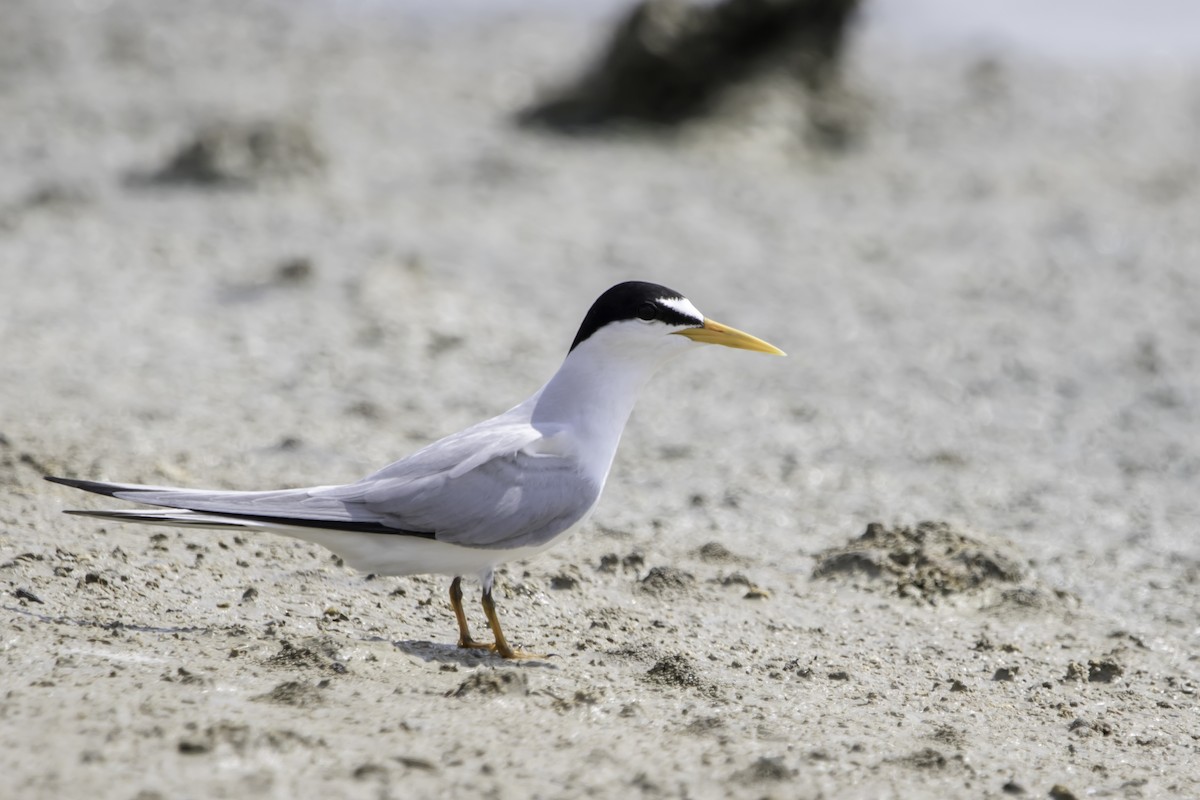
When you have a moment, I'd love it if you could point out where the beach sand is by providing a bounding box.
[2,1,1198,797]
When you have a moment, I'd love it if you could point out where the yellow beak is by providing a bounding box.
[673,318,785,356]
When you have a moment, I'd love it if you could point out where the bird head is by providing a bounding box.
[568,281,785,361]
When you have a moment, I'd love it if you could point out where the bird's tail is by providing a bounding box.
[46,475,190,501]
[62,507,263,530]
[46,476,463,577]
[43,474,425,536]
[46,475,275,531]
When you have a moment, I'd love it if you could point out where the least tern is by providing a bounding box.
[47,281,783,658]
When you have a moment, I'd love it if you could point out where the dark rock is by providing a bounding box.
[13,588,43,604]
[519,0,860,132]
[177,738,211,755]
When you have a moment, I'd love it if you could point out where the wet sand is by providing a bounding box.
[2,1,1199,797]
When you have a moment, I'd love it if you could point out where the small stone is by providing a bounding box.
[275,257,313,284]
[992,666,1019,682]
[178,738,211,755]
[549,574,579,590]
[1087,659,1123,683]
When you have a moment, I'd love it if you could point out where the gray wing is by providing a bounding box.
[45,478,404,532]
[319,414,603,549]
[50,412,602,550]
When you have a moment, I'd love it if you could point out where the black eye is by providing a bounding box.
[636,302,657,321]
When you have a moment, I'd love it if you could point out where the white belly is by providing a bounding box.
[268,520,579,579]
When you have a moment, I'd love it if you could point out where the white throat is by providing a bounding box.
[528,326,691,482]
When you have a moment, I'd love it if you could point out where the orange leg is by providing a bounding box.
[450,576,492,650]
[481,584,544,660]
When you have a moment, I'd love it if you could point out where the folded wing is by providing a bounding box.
[48,413,601,550]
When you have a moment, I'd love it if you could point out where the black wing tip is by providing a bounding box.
[45,476,126,498]
[46,476,438,539]
[228,513,438,538]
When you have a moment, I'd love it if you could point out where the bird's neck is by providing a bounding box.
[529,345,665,474]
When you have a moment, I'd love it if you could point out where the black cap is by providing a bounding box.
[569,281,701,352]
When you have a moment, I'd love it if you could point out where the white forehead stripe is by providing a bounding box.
[660,296,704,323]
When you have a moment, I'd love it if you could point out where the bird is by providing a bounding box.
[46,281,784,658]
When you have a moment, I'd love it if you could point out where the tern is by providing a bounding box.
[47,281,783,658]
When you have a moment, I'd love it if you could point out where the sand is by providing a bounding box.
[2,1,1199,797]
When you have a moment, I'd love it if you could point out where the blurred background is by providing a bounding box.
[3,0,1198,623]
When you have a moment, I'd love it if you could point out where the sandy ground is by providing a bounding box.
[2,1,1199,797]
